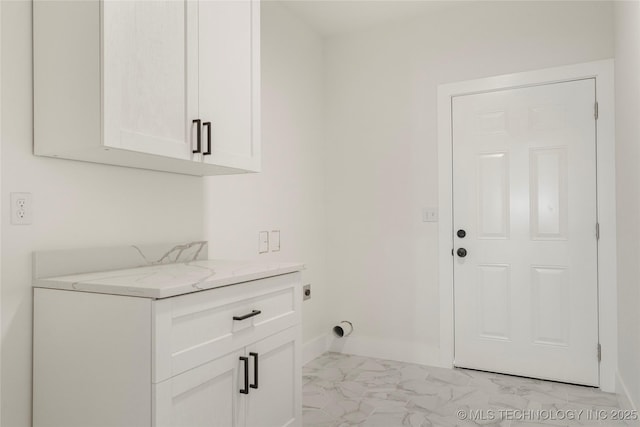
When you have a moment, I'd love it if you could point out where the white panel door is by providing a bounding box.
[154,350,245,427]
[102,0,198,160]
[246,328,300,427]
[198,0,260,171]
[452,79,599,386]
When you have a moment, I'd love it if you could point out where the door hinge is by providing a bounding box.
[594,102,599,120]
[596,222,600,240]
[597,343,602,362]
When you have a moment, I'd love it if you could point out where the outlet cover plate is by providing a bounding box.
[11,192,33,225]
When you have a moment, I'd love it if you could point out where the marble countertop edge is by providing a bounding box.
[33,260,306,299]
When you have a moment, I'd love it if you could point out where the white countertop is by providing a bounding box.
[33,260,305,299]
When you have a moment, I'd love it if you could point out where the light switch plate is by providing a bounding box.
[258,231,269,254]
[422,207,438,222]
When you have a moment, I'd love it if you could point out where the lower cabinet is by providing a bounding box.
[155,327,300,427]
[33,272,302,427]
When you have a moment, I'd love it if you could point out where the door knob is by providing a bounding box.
[457,248,467,258]
[457,229,466,238]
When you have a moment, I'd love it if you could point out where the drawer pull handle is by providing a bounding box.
[203,122,212,155]
[239,356,249,394]
[233,310,262,321]
[192,119,201,154]
[250,352,259,389]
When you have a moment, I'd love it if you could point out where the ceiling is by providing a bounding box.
[279,0,468,37]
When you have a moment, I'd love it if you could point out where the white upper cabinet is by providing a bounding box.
[102,0,195,161]
[34,0,260,176]
[199,0,261,171]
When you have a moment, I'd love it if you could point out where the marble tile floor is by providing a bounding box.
[303,352,634,427]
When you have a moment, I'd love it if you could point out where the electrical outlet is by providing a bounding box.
[258,231,269,254]
[271,230,281,252]
[11,192,33,225]
[303,284,311,301]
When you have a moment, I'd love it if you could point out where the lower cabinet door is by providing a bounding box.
[246,327,301,427]
[154,350,245,427]
[154,327,300,427]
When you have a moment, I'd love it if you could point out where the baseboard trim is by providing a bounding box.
[616,371,639,425]
[302,333,330,365]
[328,334,440,367]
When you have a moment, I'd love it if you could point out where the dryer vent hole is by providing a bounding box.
[332,321,353,338]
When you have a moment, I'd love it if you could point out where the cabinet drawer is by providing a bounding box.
[153,272,301,382]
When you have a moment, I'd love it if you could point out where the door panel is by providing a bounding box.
[453,79,599,386]
[154,350,244,427]
[530,147,568,239]
[198,0,259,170]
[477,264,511,341]
[478,152,510,239]
[531,266,570,346]
[246,327,300,427]
[102,0,196,159]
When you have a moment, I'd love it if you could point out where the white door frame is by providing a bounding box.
[0,0,3,416]
[437,60,617,392]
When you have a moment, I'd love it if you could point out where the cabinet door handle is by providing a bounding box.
[203,122,212,156]
[233,310,261,321]
[192,119,201,154]
[249,352,259,389]
[239,356,249,394]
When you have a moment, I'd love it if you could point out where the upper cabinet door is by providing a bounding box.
[198,0,261,172]
[102,0,198,160]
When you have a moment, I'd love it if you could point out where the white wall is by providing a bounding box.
[203,2,330,347]
[324,1,614,364]
[1,2,204,426]
[614,0,640,411]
